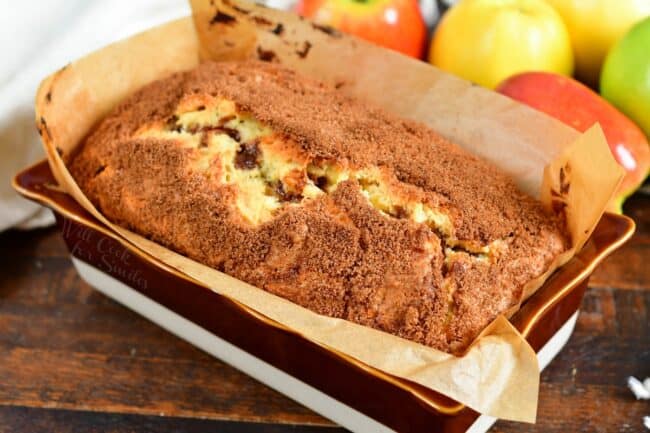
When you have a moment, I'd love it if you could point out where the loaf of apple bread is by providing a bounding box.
[69,60,567,354]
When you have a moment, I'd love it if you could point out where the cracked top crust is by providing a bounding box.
[69,60,568,353]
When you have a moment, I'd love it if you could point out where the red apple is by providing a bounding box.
[497,71,650,213]
[295,0,426,58]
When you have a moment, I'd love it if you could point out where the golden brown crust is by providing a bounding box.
[69,60,567,353]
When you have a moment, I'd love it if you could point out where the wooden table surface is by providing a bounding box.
[1,194,648,433]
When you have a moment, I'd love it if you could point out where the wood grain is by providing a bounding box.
[590,194,650,290]
[0,406,339,433]
[0,227,330,427]
[0,347,327,425]
[0,192,648,433]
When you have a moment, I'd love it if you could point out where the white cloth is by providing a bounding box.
[0,0,190,231]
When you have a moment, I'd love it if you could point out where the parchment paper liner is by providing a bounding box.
[34,4,623,423]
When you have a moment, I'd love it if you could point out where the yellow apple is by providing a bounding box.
[545,0,650,87]
[429,0,573,89]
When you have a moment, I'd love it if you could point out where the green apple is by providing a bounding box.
[600,16,650,137]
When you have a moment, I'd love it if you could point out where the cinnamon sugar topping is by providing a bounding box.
[69,61,567,353]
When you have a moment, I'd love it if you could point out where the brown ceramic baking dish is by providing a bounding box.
[13,159,635,433]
